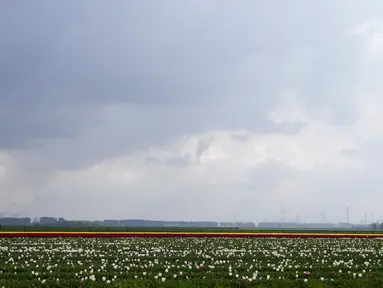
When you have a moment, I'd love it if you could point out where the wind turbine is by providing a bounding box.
[346,205,351,224]
[372,212,375,224]
[281,207,287,223]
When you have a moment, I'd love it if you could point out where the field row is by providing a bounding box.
[1,237,383,287]
[0,226,381,234]
[1,231,383,238]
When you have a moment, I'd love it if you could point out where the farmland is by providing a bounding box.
[0,225,380,234]
[1,236,383,287]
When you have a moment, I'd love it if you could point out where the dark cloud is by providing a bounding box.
[1,0,383,219]
[1,0,344,151]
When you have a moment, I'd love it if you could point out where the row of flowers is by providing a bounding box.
[0,237,382,286]
[0,232,382,238]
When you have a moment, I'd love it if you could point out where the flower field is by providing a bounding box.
[1,235,383,287]
[1,231,383,238]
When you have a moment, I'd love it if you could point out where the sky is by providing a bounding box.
[1,1,383,223]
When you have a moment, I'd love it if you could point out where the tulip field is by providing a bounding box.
[1,233,383,287]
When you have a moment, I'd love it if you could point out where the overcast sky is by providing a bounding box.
[1,1,383,223]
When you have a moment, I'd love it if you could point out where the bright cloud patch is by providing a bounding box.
[352,19,383,58]
[29,93,368,221]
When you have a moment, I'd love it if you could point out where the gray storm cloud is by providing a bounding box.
[1,1,383,222]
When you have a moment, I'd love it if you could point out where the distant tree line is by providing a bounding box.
[1,217,383,230]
